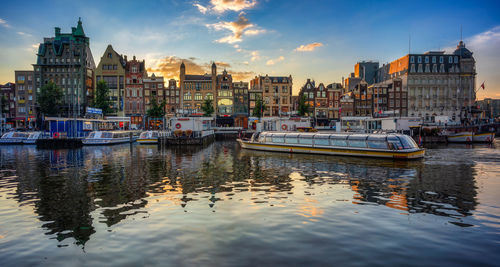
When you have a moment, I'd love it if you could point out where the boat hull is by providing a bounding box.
[83,138,132,145]
[472,132,495,143]
[237,140,424,159]
[447,132,473,143]
[137,138,158,144]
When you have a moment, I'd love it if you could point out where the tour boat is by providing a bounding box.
[82,131,133,145]
[23,132,42,144]
[0,132,29,144]
[137,131,167,144]
[237,132,425,159]
[472,132,495,143]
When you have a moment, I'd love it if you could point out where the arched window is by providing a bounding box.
[195,93,202,100]
[205,93,213,100]
[184,92,191,100]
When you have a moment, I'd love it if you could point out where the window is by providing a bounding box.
[184,92,192,100]
[299,137,313,145]
[272,135,285,143]
[195,93,202,100]
[418,56,422,63]
[314,137,329,146]
[285,136,298,144]
[449,56,453,63]
[107,53,112,58]
[432,56,436,63]
[425,56,429,63]
[113,65,117,70]
[454,56,458,63]
[410,56,415,63]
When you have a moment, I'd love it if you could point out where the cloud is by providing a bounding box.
[146,56,253,81]
[0,18,11,28]
[206,13,264,43]
[294,42,324,52]
[17,31,32,37]
[266,56,285,65]
[250,50,260,61]
[193,3,208,14]
[195,0,257,14]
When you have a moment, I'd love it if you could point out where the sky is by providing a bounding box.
[0,0,499,99]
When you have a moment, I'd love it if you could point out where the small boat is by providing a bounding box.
[23,132,42,144]
[0,132,29,144]
[472,132,495,143]
[237,131,425,159]
[137,131,166,144]
[82,131,133,145]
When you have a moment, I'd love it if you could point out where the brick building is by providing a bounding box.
[250,75,292,117]
[0,82,16,123]
[95,45,126,116]
[165,79,180,116]
[124,55,147,125]
[14,71,35,127]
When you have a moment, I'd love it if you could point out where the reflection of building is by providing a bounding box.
[216,69,233,118]
[95,44,126,116]
[124,55,147,125]
[14,70,35,127]
[33,18,96,117]
[179,62,216,115]
[250,75,293,117]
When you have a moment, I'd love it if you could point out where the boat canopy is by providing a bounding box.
[257,132,419,150]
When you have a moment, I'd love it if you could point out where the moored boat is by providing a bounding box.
[237,131,425,159]
[23,132,42,144]
[0,132,29,144]
[82,131,133,145]
[446,131,473,143]
[472,132,495,143]
[137,131,167,144]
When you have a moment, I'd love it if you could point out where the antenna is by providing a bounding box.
[460,25,463,41]
[408,34,411,55]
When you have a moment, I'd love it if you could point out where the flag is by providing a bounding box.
[480,82,485,90]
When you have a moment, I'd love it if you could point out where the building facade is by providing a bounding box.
[216,69,233,117]
[143,74,166,115]
[233,81,249,127]
[179,62,216,115]
[33,18,96,117]
[375,41,476,122]
[95,45,126,116]
[250,75,292,117]
[315,83,329,124]
[0,82,16,122]
[298,79,316,116]
[352,81,373,117]
[248,82,263,116]
[14,71,35,127]
[124,55,147,125]
[165,79,180,116]
[354,61,379,85]
[326,83,342,119]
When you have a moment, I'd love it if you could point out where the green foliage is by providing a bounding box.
[297,94,310,116]
[37,81,63,116]
[146,98,166,118]
[201,99,214,116]
[93,80,113,114]
[252,96,267,118]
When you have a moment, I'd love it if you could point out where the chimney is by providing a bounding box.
[55,27,61,36]
[124,55,128,61]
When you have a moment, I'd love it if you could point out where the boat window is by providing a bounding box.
[285,136,298,144]
[367,140,388,149]
[299,137,313,145]
[13,133,26,138]
[272,135,285,143]
[152,132,158,138]
[347,135,367,148]
[397,135,417,149]
[102,132,112,138]
[314,136,330,146]
[387,136,403,150]
[139,132,147,138]
[88,132,95,138]
[330,135,348,147]
[265,136,273,143]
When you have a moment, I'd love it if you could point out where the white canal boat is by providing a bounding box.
[23,132,42,144]
[83,131,133,145]
[0,132,29,144]
[137,131,167,144]
[447,131,495,143]
[238,132,425,160]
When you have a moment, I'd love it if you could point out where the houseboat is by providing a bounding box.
[23,132,43,144]
[82,131,133,145]
[0,132,29,144]
[162,117,215,145]
[237,132,425,159]
[137,131,168,144]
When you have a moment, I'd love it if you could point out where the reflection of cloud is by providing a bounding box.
[206,13,264,44]
[196,0,257,14]
[266,56,284,65]
[444,26,500,99]
[147,56,254,81]
[295,42,323,52]
[0,18,11,28]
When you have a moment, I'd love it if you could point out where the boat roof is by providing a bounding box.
[259,131,409,139]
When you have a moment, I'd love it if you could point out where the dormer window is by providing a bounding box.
[410,56,415,63]
[307,84,311,89]
[432,56,436,63]
[425,56,429,63]
[449,56,453,63]
[454,56,458,63]
[439,56,444,63]
[418,56,422,63]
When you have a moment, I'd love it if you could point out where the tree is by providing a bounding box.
[146,98,166,118]
[37,81,63,116]
[297,94,310,116]
[93,80,112,114]
[201,99,214,117]
[252,96,267,118]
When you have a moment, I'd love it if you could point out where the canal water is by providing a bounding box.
[0,141,499,266]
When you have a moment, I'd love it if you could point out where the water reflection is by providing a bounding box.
[0,141,482,248]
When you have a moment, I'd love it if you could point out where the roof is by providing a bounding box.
[453,41,473,58]
[184,74,213,81]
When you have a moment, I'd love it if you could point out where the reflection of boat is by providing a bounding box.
[23,132,42,144]
[82,131,133,145]
[446,131,495,143]
[0,132,29,144]
[238,132,425,159]
[137,131,167,144]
